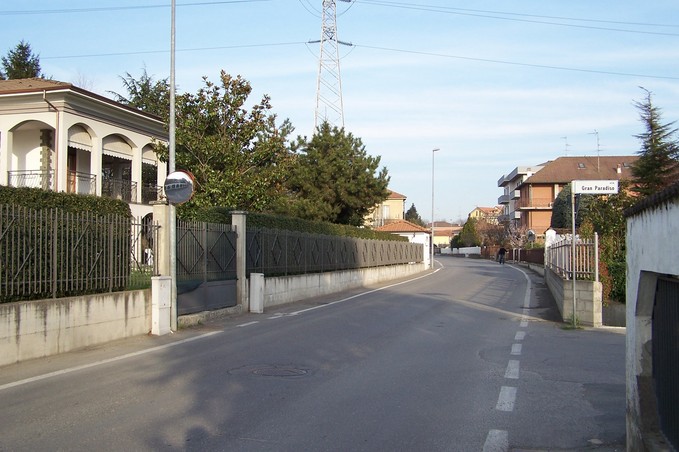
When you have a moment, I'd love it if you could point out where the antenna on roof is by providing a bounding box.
[588,130,600,172]
[561,136,570,156]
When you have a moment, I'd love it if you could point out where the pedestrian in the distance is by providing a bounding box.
[498,247,507,264]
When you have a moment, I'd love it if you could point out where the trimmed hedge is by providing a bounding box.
[0,186,131,217]
[180,206,408,242]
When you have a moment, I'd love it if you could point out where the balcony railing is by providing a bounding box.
[102,176,137,203]
[67,171,96,195]
[519,198,553,209]
[141,183,162,204]
[8,170,54,190]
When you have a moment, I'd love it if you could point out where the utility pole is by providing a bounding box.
[311,0,352,129]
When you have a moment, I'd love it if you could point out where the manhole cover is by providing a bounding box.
[252,365,308,377]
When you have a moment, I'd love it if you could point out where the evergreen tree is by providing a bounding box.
[405,203,425,227]
[631,88,679,196]
[279,122,390,226]
[0,40,43,79]
[110,69,170,121]
[459,218,481,247]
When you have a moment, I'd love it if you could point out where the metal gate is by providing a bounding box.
[176,219,237,315]
[653,277,679,450]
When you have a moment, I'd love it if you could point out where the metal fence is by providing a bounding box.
[0,204,157,303]
[653,277,679,451]
[176,219,237,285]
[544,233,599,281]
[246,227,424,276]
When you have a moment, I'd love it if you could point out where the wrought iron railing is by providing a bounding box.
[102,176,137,203]
[0,204,158,302]
[141,183,162,204]
[67,170,96,195]
[8,169,54,191]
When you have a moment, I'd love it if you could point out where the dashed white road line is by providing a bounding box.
[496,386,517,412]
[237,321,259,327]
[483,429,509,452]
[514,331,526,341]
[510,343,522,355]
[505,360,520,379]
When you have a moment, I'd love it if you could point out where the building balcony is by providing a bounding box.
[519,198,553,209]
[66,171,96,196]
[8,169,54,190]
[498,194,510,204]
[102,176,137,203]
[141,183,162,204]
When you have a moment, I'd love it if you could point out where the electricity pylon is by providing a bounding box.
[313,0,351,129]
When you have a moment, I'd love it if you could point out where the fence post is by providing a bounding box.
[152,201,173,335]
[231,211,248,312]
[594,232,599,282]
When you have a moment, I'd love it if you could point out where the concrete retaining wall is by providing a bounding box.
[262,263,427,309]
[0,290,151,367]
[544,268,602,327]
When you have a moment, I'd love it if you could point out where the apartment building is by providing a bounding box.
[498,156,638,235]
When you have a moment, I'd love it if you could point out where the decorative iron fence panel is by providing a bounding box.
[246,228,423,276]
[653,277,679,451]
[0,204,157,302]
[176,219,237,315]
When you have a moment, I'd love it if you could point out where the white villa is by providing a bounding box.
[0,78,168,218]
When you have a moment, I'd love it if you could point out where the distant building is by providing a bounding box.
[366,189,406,228]
[426,220,462,247]
[497,165,545,228]
[468,206,503,225]
[498,156,638,236]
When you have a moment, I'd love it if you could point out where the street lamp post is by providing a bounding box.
[431,148,439,270]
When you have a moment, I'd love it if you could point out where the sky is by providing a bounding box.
[2,0,679,223]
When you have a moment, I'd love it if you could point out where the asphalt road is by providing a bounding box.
[0,257,626,452]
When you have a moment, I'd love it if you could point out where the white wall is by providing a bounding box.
[626,195,679,451]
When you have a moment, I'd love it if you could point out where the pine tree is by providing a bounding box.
[0,40,43,79]
[405,203,425,227]
[280,122,390,226]
[631,88,679,196]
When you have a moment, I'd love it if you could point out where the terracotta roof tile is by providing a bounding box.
[376,219,430,233]
[387,190,407,199]
[0,78,73,93]
[523,156,638,184]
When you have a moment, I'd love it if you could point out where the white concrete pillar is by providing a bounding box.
[250,273,264,313]
[151,276,172,335]
[231,211,248,311]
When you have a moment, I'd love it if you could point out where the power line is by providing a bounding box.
[354,0,679,37]
[354,43,679,81]
[40,40,678,82]
[0,0,270,16]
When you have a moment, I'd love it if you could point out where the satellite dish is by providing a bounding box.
[164,170,194,205]
[527,229,536,243]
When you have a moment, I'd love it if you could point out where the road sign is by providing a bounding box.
[572,180,619,195]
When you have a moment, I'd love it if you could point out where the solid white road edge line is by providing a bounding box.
[0,331,222,392]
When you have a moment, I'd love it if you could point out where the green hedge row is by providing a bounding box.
[0,186,131,217]
[181,206,407,242]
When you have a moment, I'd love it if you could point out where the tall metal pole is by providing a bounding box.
[571,182,577,328]
[169,0,178,331]
[431,148,439,270]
